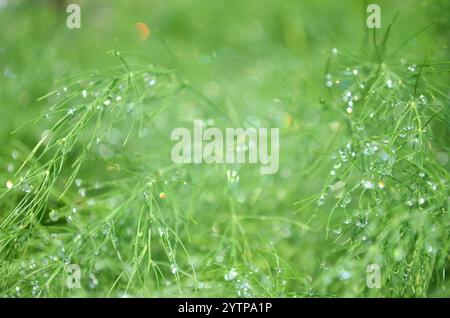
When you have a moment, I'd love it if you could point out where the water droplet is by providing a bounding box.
[342,91,351,102]
[74,179,82,187]
[170,264,178,275]
[427,181,437,191]
[325,80,333,88]
[6,180,13,189]
[31,283,40,296]
[103,99,111,106]
[346,107,353,114]
[158,227,169,238]
[49,210,59,222]
[224,268,238,281]
[333,227,342,235]
[215,253,224,263]
[7,163,14,173]
[377,180,385,189]
[82,89,88,98]
[341,194,352,207]
[102,224,111,236]
[363,142,378,156]
[362,180,374,189]
[29,261,37,269]
[408,64,416,72]
[330,169,336,176]
[331,48,338,55]
[147,77,156,86]
[338,270,352,280]
[79,188,87,197]
[317,195,325,206]
[386,78,394,88]
[63,257,71,266]
[418,95,427,104]
[418,197,425,205]
[352,69,358,75]
[236,279,253,297]
[67,108,76,116]
[356,216,368,228]
[21,183,33,193]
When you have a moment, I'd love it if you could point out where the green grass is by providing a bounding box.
[0,0,448,297]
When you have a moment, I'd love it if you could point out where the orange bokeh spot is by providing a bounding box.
[286,114,293,127]
[159,192,168,199]
[135,22,150,40]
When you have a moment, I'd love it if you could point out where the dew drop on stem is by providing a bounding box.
[21,183,33,193]
[170,264,178,275]
[224,268,238,281]
[49,210,59,222]
[317,195,325,206]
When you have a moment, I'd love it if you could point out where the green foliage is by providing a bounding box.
[0,0,448,297]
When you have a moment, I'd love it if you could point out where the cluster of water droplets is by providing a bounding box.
[222,267,256,297]
[342,90,359,115]
[143,72,157,87]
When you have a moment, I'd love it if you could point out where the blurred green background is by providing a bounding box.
[0,0,448,297]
